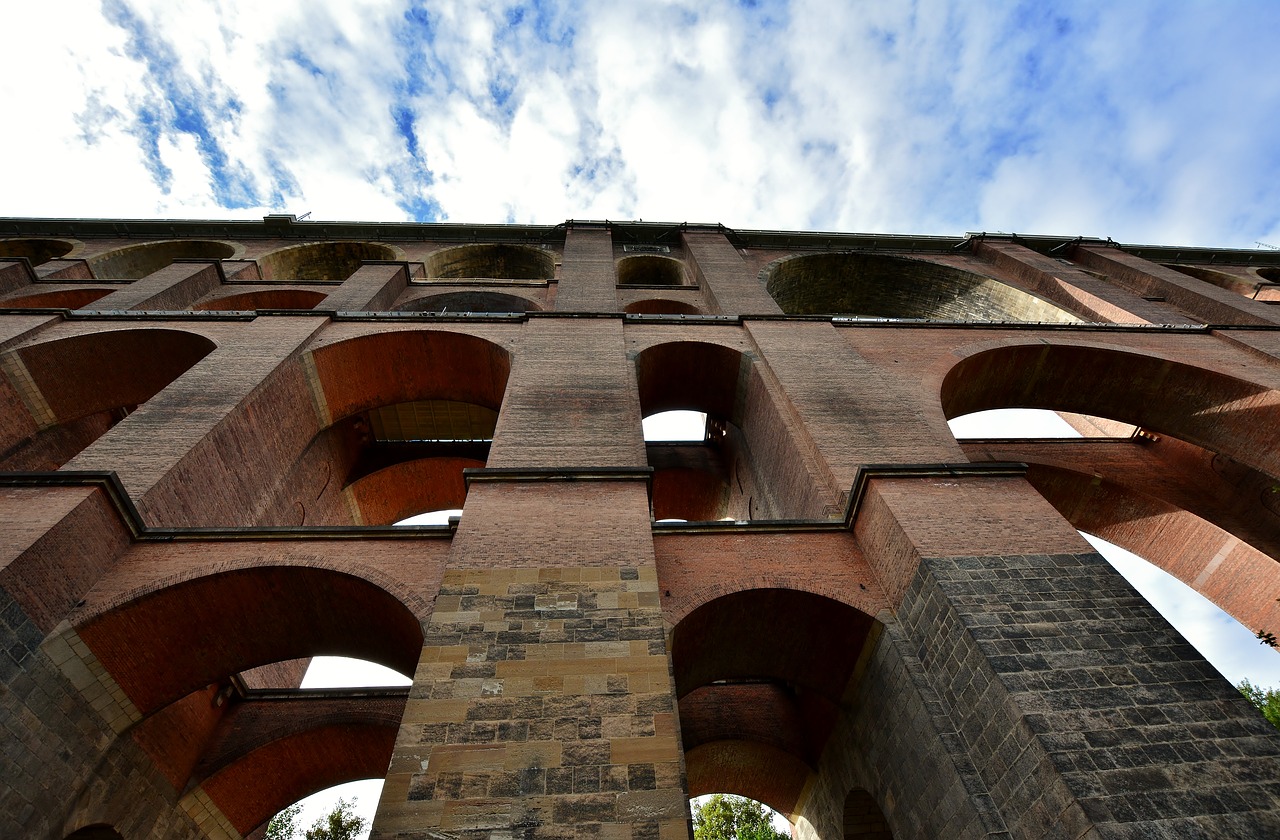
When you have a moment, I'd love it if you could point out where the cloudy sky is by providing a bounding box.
[3,0,1280,247]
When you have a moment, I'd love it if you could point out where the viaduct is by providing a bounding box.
[1,215,1279,839]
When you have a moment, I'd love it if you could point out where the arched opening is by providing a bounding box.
[87,240,235,279]
[258,330,511,526]
[673,588,878,820]
[0,288,113,309]
[395,290,540,314]
[395,508,463,526]
[76,565,424,715]
[637,341,822,520]
[842,788,892,839]
[425,243,554,280]
[948,407,1136,439]
[618,255,686,286]
[1259,268,1280,284]
[193,289,326,311]
[0,328,216,470]
[625,298,703,315]
[257,241,398,282]
[0,237,75,266]
[763,252,1080,322]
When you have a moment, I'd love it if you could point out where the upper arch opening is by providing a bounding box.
[764,252,1079,322]
[618,254,686,286]
[625,298,704,316]
[87,240,236,279]
[257,241,399,281]
[425,243,554,280]
[395,290,540,314]
[0,237,75,266]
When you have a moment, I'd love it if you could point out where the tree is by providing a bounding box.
[692,795,790,840]
[262,799,367,840]
[263,803,302,840]
[1238,679,1280,731]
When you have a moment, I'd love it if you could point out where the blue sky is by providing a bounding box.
[3,1,1279,246]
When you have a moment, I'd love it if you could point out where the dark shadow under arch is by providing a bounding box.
[88,240,235,279]
[193,289,326,311]
[625,298,703,315]
[0,237,75,266]
[395,290,540,313]
[0,288,112,309]
[617,254,686,286]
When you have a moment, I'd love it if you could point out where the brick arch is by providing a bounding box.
[192,289,326,311]
[762,251,1080,322]
[192,695,407,837]
[63,826,123,840]
[425,242,555,280]
[394,290,543,313]
[0,237,77,266]
[347,456,483,525]
[842,788,892,839]
[0,288,113,309]
[617,254,686,286]
[685,742,811,820]
[672,589,878,823]
[0,327,216,470]
[75,565,425,715]
[309,329,512,424]
[941,341,1280,480]
[635,340,750,426]
[87,239,238,279]
[257,241,401,281]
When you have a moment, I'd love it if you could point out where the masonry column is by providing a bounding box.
[64,316,326,526]
[374,316,688,839]
[319,262,410,312]
[683,230,782,315]
[824,473,1280,838]
[553,227,617,312]
[85,260,224,311]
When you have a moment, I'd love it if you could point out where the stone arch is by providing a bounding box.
[0,288,113,309]
[192,289,326,311]
[617,254,686,286]
[87,240,237,280]
[76,564,425,715]
[672,588,879,820]
[636,341,825,519]
[0,237,77,266]
[940,341,1280,480]
[395,290,542,313]
[257,241,400,281]
[258,329,512,526]
[425,243,555,280]
[762,252,1080,322]
[625,298,703,315]
[0,327,216,470]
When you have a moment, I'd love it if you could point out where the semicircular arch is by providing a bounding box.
[0,237,78,266]
[425,243,554,280]
[395,290,542,313]
[74,564,426,715]
[257,241,401,281]
[87,240,238,279]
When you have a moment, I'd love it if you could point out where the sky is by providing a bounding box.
[3,1,1280,247]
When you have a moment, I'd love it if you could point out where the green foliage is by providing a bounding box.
[262,798,367,840]
[692,795,789,840]
[263,803,302,840]
[304,799,366,840]
[1238,679,1280,731]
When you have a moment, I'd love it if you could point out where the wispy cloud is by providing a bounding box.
[1,1,1278,244]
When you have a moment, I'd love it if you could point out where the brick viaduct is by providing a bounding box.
[1,216,1280,839]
